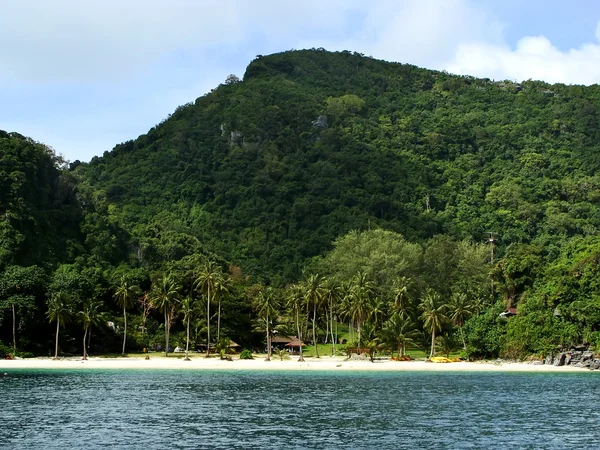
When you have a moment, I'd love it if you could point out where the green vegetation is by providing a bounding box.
[2,49,600,360]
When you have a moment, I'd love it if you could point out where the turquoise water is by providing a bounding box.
[1,370,599,449]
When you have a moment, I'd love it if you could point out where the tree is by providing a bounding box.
[347,272,376,347]
[0,265,45,353]
[381,313,417,358]
[419,289,448,359]
[392,276,413,319]
[252,286,278,361]
[150,274,180,357]
[113,275,140,356]
[78,299,104,359]
[303,274,325,358]
[194,260,224,357]
[448,292,474,354]
[179,295,200,361]
[46,292,72,360]
[287,283,307,361]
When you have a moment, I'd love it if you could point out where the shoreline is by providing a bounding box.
[0,355,590,373]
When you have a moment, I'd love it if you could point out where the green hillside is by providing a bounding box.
[3,49,600,360]
[83,49,600,281]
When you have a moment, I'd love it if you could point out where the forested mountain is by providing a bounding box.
[3,49,600,360]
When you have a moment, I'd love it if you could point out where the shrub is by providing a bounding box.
[240,349,253,360]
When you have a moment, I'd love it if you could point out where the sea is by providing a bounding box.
[1,369,599,449]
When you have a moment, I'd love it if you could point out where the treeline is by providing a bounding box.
[3,49,600,359]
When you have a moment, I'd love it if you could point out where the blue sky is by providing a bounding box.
[1,0,599,163]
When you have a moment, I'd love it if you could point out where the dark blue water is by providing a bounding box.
[1,370,599,449]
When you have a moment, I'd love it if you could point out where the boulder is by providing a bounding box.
[582,351,594,362]
[553,353,566,366]
[565,353,572,365]
[545,354,553,365]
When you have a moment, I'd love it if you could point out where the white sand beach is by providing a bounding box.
[0,355,587,372]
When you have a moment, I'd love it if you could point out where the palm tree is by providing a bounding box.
[150,274,180,357]
[78,299,104,360]
[322,278,341,356]
[347,272,376,347]
[214,275,231,343]
[381,313,417,358]
[180,295,200,361]
[194,260,223,357]
[448,292,474,354]
[303,274,325,358]
[113,276,139,356]
[392,276,413,319]
[252,286,278,361]
[419,289,448,359]
[47,293,72,360]
[286,283,307,362]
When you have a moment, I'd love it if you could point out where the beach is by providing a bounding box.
[0,355,587,372]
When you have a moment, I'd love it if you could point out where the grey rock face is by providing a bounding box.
[312,115,328,129]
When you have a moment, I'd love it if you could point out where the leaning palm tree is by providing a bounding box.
[78,299,104,360]
[149,273,180,357]
[303,274,325,358]
[113,276,139,356]
[179,295,200,361]
[419,289,448,359]
[252,286,278,361]
[47,292,72,360]
[194,260,224,357]
[213,275,231,343]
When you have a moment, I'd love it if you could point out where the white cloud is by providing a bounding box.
[446,21,600,85]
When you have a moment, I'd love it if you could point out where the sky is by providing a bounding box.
[1,0,600,163]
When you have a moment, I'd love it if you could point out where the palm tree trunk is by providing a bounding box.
[296,303,304,362]
[12,302,16,354]
[430,329,436,359]
[83,326,88,360]
[185,315,191,361]
[164,309,169,357]
[206,285,211,358]
[313,302,319,358]
[122,306,127,357]
[324,307,329,344]
[217,300,221,342]
[265,314,271,361]
[54,318,60,359]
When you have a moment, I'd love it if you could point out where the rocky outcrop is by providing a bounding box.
[543,349,600,370]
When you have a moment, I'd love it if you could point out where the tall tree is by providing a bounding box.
[381,313,417,358]
[252,286,278,361]
[46,292,72,360]
[78,299,104,360]
[303,274,325,358]
[448,292,474,354]
[287,283,307,362]
[194,260,223,357]
[113,275,139,356]
[179,295,199,361]
[419,289,448,359]
[150,274,180,357]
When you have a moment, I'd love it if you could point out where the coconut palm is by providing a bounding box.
[194,260,223,357]
[392,276,413,319]
[322,278,341,355]
[347,272,376,347]
[150,273,180,356]
[286,283,307,362]
[214,274,231,343]
[47,292,72,360]
[303,274,326,358]
[78,299,104,360]
[179,295,200,361]
[381,313,418,358]
[419,289,448,359]
[252,286,278,361]
[113,276,139,356]
[448,292,474,353]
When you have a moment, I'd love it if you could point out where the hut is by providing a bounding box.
[285,338,306,355]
